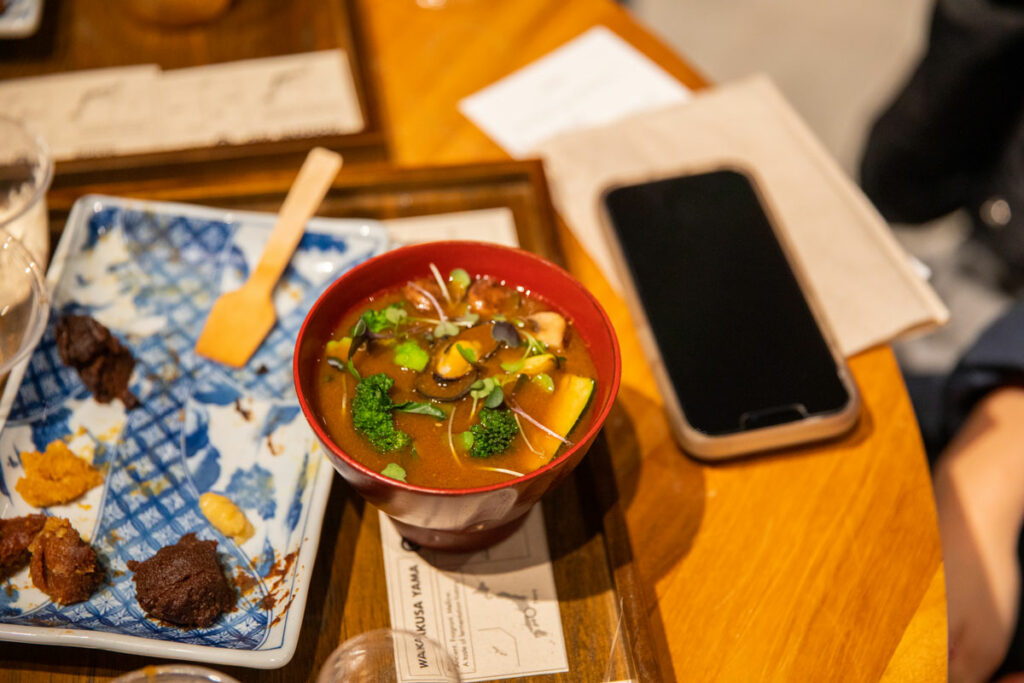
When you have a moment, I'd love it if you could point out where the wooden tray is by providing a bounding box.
[0,0,387,185]
[10,160,662,682]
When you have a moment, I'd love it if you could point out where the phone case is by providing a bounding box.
[598,166,861,460]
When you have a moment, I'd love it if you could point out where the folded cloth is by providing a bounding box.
[535,75,949,357]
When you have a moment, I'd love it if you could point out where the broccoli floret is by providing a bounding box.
[352,373,411,453]
[468,408,519,458]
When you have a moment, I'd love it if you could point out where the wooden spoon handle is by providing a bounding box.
[250,147,343,290]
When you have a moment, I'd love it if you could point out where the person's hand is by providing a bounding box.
[933,386,1024,682]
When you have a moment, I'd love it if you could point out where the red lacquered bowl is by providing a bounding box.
[293,241,621,551]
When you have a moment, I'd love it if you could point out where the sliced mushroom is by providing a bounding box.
[402,279,445,313]
[415,369,478,401]
[526,312,566,351]
[467,277,518,316]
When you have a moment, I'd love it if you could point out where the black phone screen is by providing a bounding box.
[603,170,851,436]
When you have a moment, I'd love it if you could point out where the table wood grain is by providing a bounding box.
[0,0,947,680]
[0,0,388,179]
[357,0,947,681]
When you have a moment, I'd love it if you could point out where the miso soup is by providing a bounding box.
[314,265,598,489]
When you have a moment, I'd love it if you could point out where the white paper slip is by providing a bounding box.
[380,506,569,682]
[459,26,690,157]
[383,208,519,249]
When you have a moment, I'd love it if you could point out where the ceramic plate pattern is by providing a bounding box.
[0,196,387,667]
[0,0,44,38]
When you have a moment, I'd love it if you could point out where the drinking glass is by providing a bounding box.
[0,229,48,377]
[111,665,240,683]
[0,114,52,268]
[317,628,461,683]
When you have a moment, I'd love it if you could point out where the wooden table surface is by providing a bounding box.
[0,0,947,681]
[358,0,947,681]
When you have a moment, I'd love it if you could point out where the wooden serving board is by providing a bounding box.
[12,160,662,682]
[0,0,387,184]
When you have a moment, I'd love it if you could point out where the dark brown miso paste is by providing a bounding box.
[314,266,597,488]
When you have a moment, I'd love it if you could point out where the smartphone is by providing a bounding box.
[600,168,860,459]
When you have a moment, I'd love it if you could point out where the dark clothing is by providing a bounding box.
[908,301,1024,454]
[862,0,1024,674]
[861,0,1024,279]
[943,300,1024,442]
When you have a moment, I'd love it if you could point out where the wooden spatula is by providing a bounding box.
[195,147,343,367]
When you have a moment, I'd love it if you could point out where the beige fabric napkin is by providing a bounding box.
[535,75,949,357]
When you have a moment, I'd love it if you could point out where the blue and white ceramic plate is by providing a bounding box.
[0,196,388,667]
[0,0,44,39]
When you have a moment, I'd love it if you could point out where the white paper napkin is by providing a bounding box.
[533,76,949,356]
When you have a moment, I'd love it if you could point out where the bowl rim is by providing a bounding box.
[293,240,622,497]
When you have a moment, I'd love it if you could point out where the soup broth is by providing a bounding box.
[315,266,598,489]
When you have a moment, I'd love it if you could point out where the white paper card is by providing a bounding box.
[383,208,519,248]
[459,26,690,157]
[380,506,569,682]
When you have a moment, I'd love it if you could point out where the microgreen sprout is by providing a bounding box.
[484,385,504,408]
[470,377,497,400]
[411,316,474,328]
[433,320,460,338]
[326,356,361,380]
[521,331,547,356]
[456,343,477,365]
[446,405,463,468]
[512,413,542,455]
[393,401,446,420]
[381,463,407,482]
[429,262,452,304]
[469,377,503,415]
[533,373,555,393]
[384,306,407,329]
[449,268,471,289]
[500,358,525,373]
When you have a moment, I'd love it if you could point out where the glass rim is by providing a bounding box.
[0,114,54,232]
[110,664,241,683]
[318,628,461,682]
